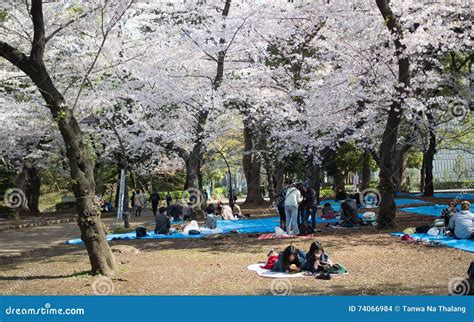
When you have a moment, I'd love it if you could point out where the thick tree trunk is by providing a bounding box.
[333,167,345,193]
[376,0,410,229]
[182,144,204,220]
[183,150,201,191]
[16,161,41,216]
[394,145,410,193]
[361,149,371,190]
[275,160,285,193]
[0,0,115,275]
[242,123,265,207]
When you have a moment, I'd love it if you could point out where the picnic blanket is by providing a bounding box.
[400,204,474,217]
[247,263,348,278]
[391,232,474,253]
[393,198,431,206]
[396,192,474,200]
[66,217,280,245]
[247,263,309,278]
[257,233,314,240]
[319,198,429,211]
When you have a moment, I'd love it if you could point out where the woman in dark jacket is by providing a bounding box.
[272,245,306,273]
[301,241,332,273]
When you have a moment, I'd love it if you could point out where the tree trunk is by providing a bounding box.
[420,154,426,193]
[399,149,410,193]
[182,144,204,220]
[275,160,285,193]
[242,123,265,207]
[333,167,345,193]
[361,149,371,190]
[307,162,321,204]
[183,149,202,191]
[376,0,410,229]
[394,145,410,193]
[16,161,41,216]
[423,128,436,197]
[0,1,115,275]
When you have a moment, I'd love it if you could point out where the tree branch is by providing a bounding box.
[30,0,45,64]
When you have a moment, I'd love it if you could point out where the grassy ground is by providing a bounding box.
[0,209,471,296]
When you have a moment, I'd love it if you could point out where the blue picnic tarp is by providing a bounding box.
[66,217,281,245]
[319,198,430,211]
[396,192,474,200]
[400,204,474,217]
[391,232,474,253]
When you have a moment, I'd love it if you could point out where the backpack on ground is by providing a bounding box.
[298,222,314,236]
[135,226,147,238]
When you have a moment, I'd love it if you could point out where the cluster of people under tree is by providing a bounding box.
[275,181,362,236]
[204,201,246,229]
[418,199,474,240]
[130,189,173,217]
[262,241,344,280]
[128,186,244,235]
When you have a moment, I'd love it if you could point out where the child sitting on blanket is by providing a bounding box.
[321,203,336,219]
[271,245,306,273]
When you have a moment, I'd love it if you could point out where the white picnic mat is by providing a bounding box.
[247,263,309,278]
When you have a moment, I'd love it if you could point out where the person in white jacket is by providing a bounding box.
[449,201,474,239]
[284,183,303,235]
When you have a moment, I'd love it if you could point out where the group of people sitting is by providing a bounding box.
[261,241,341,280]
[275,181,363,236]
[152,200,246,235]
[204,202,248,229]
[440,200,473,240]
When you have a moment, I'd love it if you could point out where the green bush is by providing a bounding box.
[55,201,76,210]
[434,180,474,190]
[213,187,227,196]
[158,190,183,200]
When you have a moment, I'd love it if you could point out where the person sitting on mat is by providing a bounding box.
[301,241,333,274]
[440,200,457,226]
[216,201,236,220]
[154,207,171,235]
[205,205,218,229]
[449,201,474,240]
[321,203,336,219]
[340,201,361,227]
[272,245,306,273]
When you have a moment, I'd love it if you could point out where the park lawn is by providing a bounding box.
[0,211,471,296]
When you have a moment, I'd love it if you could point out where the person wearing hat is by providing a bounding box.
[449,201,474,240]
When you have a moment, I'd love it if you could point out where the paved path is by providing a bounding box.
[0,213,155,257]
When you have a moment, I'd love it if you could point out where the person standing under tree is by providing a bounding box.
[140,190,147,216]
[285,182,303,235]
[134,190,143,217]
[150,188,160,216]
[166,192,172,207]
